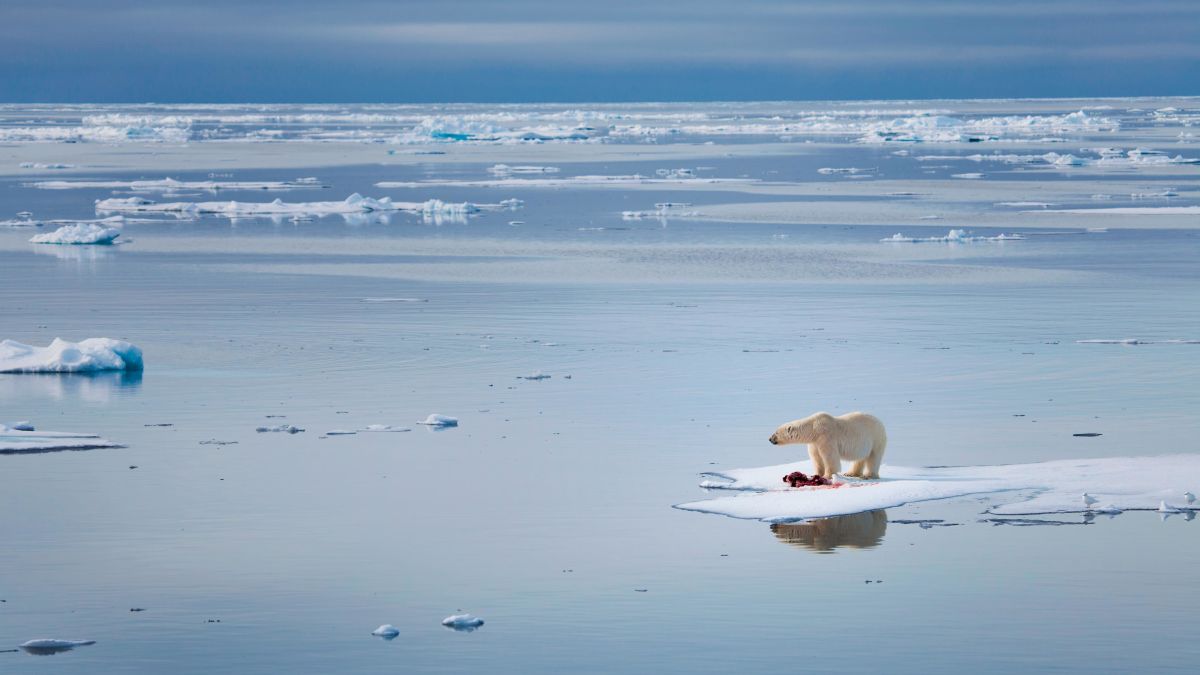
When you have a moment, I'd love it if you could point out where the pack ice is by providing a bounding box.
[675,456,1200,522]
[0,338,144,373]
[29,223,121,245]
[1,425,122,454]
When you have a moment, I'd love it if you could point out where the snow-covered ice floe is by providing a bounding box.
[417,414,458,427]
[441,614,484,630]
[31,177,327,191]
[1076,339,1199,345]
[0,338,143,373]
[29,223,121,245]
[1033,206,1200,215]
[18,639,96,655]
[375,174,757,189]
[881,229,1024,243]
[675,456,1200,523]
[371,624,400,638]
[94,193,521,221]
[1,425,122,454]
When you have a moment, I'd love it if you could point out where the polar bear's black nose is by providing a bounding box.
[769,434,778,445]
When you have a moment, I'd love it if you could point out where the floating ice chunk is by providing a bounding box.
[487,164,559,175]
[19,162,75,169]
[256,424,304,434]
[0,425,122,454]
[0,338,143,373]
[442,614,484,630]
[326,430,357,436]
[675,455,1200,522]
[361,297,428,303]
[1075,339,1199,345]
[417,414,458,427]
[371,624,400,638]
[9,421,35,431]
[817,167,874,175]
[1158,501,1184,514]
[30,223,121,245]
[952,172,984,179]
[19,639,96,654]
[94,193,519,222]
[518,372,551,380]
[360,424,411,432]
[881,229,1023,243]
[376,175,756,189]
[32,177,328,191]
[1038,206,1200,215]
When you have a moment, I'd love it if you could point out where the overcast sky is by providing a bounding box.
[2,1,1197,102]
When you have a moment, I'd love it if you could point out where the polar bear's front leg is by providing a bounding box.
[814,442,840,477]
[808,445,826,477]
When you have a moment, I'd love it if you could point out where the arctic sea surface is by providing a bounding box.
[1,99,1199,673]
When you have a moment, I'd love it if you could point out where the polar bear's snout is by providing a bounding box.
[769,433,779,445]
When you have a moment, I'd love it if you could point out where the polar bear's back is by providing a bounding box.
[832,411,887,457]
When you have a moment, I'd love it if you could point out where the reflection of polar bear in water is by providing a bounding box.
[769,411,887,479]
[771,510,888,552]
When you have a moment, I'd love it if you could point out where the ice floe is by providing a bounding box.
[375,174,756,189]
[256,424,304,434]
[29,223,121,245]
[19,162,75,169]
[417,414,458,427]
[31,177,327,191]
[1035,206,1200,215]
[1075,339,1199,345]
[360,424,411,432]
[18,639,96,655]
[881,229,1024,243]
[94,193,521,221]
[371,624,400,638]
[0,338,143,373]
[487,164,559,175]
[858,110,1116,144]
[441,614,484,630]
[1,425,122,454]
[675,456,1200,522]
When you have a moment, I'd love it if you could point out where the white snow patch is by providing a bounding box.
[30,223,121,245]
[0,338,143,373]
[677,456,1200,522]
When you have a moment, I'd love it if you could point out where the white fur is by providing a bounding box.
[769,411,887,479]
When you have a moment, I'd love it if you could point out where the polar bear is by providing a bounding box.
[769,411,887,479]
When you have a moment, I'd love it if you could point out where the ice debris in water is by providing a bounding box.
[1,425,123,454]
[94,193,521,220]
[19,639,96,654]
[31,177,327,191]
[417,414,458,427]
[360,424,411,432]
[518,372,551,380]
[881,229,1023,243]
[10,421,35,431]
[0,338,143,373]
[30,223,121,245]
[256,424,305,434]
[487,164,559,175]
[371,624,400,638]
[442,614,484,630]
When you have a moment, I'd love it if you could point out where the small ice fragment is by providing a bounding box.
[417,414,458,427]
[518,372,551,381]
[256,424,304,434]
[442,614,484,630]
[371,624,400,638]
[326,430,357,436]
[360,424,411,432]
[19,639,96,655]
[10,421,34,431]
[1159,501,1183,513]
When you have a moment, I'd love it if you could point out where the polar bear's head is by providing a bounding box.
[769,412,833,445]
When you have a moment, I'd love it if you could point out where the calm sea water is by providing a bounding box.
[2,101,1199,673]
